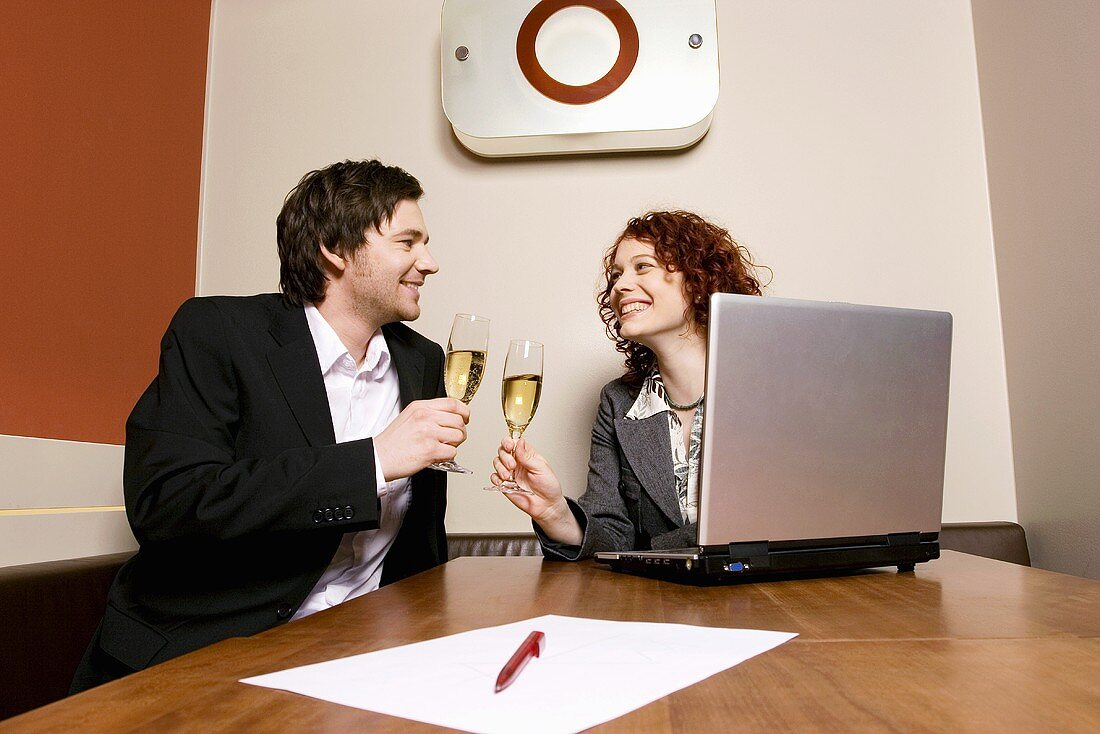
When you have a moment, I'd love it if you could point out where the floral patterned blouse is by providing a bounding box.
[624,367,703,525]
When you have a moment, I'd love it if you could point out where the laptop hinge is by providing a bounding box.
[887,532,921,547]
[728,541,771,569]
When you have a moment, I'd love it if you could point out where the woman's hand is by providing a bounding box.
[490,437,583,546]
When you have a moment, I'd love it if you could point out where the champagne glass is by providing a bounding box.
[485,339,543,494]
[431,313,490,473]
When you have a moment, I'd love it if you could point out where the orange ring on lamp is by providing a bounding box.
[516,0,640,105]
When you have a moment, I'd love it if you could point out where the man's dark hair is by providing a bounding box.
[276,159,424,306]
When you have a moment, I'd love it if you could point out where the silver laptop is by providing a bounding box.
[596,293,952,582]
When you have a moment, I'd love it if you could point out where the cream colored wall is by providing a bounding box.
[971,0,1100,578]
[197,0,1016,533]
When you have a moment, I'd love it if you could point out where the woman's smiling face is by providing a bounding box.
[609,238,693,348]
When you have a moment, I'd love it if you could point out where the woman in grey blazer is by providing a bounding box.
[489,211,768,559]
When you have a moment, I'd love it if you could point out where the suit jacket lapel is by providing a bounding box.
[267,305,336,447]
[382,323,426,407]
[265,306,427,446]
[615,414,683,527]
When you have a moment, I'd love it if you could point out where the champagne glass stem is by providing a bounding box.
[499,427,532,494]
[508,427,522,467]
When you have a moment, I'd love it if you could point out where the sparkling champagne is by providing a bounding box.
[501,373,543,433]
[445,350,486,404]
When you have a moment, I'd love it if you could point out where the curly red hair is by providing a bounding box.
[597,210,769,388]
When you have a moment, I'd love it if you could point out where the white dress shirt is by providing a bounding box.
[292,304,412,619]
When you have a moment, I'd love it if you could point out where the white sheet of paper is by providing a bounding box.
[240,614,796,734]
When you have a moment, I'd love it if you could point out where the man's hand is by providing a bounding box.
[374,398,470,480]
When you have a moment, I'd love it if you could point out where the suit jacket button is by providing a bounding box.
[324,508,334,521]
[344,505,354,520]
[276,605,293,620]
[334,507,344,520]
[312,510,324,523]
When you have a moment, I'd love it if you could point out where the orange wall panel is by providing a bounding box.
[0,1,210,445]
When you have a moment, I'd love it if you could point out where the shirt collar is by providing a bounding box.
[625,367,671,421]
[304,303,391,377]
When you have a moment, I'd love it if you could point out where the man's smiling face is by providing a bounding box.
[346,198,438,327]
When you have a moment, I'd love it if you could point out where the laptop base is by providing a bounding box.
[594,533,940,585]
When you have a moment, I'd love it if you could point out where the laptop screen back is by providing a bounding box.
[696,294,951,545]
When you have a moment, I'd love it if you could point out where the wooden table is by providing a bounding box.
[5,551,1099,732]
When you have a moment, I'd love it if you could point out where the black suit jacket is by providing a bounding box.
[76,294,447,683]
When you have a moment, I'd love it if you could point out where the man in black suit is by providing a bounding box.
[72,160,469,691]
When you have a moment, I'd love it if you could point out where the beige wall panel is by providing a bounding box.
[972,0,1100,578]
[0,512,135,569]
[199,0,1016,531]
[0,435,124,509]
[0,436,134,566]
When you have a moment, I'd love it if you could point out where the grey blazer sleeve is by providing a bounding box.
[651,520,697,550]
[539,380,699,559]
[540,383,635,559]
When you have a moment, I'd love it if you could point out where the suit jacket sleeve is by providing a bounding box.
[538,381,700,559]
[539,383,638,559]
[124,298,380,545]
[650,520,697,549]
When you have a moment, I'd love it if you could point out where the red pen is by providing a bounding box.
[494,631,546,693]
